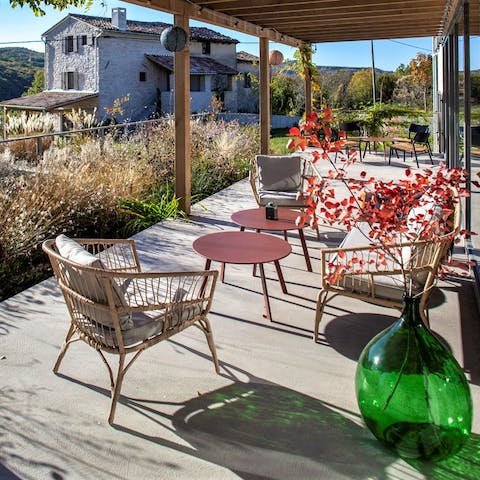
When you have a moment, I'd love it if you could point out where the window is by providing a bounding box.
[244,72,252,88]
[202,41,211,55]
[81,35,88,46]
[62,71,78,90]
[212,74,232,92]
[65,35,75,53]
[139,72,146,82]
[190,75,205,92]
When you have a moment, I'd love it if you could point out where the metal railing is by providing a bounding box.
[0,118,168,159]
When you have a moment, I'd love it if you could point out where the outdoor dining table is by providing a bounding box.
[230,207,312,272]
[193,231,291,321]
[358,136,396,161]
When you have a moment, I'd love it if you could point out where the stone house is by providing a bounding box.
[39,8,256,122]
[236,51,259,114]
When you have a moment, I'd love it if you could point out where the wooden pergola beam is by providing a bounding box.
[174,12,191,213]
[124,0,304,48]
[259,37,270,155]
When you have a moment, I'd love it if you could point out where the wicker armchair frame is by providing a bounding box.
[42,238,219,424]
[314,190,461,342]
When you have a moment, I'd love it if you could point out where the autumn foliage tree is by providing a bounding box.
[409,53,432,111]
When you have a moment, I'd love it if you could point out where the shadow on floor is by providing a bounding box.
[112,367,480,480]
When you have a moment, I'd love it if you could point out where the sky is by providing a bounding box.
[0,0,465,71]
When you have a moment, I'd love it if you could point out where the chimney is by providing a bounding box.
[112,8,127,31]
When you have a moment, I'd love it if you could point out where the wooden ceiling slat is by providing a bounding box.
[245,5,445,23]
[203,0,445,15]
[256,12,444,28]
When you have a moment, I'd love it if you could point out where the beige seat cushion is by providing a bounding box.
[56,235,133,330]
[332,224,405,301]
[258,190,306,207]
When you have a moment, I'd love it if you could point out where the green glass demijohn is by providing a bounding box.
[355,295,473,461]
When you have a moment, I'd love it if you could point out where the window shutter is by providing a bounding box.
[73,71,79,90]
[73,36,79,53]
[61,37,66,54]
[61,72,66,89]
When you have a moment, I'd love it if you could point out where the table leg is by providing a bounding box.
[258,263,273,321]
[274,260,288,294]
[298,229,313,272]
[200,259,212,297]
[283,231,288,241]
[221,263,226,283]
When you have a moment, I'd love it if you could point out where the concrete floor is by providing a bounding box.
[1,151,479,480]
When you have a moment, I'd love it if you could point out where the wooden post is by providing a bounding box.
[259,37,270,155]
[174,13,191,214]
[2,106,7,140]
[302,46,312,116]
[305,72,312,117]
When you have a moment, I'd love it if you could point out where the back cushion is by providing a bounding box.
[256,155,303,191]
[56,235,133,330]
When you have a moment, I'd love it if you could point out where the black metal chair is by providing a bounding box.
[389,129,434,168]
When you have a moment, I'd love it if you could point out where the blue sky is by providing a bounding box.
[0,0,465,71]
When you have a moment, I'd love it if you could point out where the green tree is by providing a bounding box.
[409,53,432,111]
[376,72,397,104]
[346,69,374,107]
[270,70,304,116]
[23,69,44,95]
[470,72,480,104]
[319,69,353,108]
[9,0,93,16]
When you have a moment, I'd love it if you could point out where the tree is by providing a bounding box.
[376,72,397,104]
[409,53,432,111]
[470,72,480,104]
[23,69,44,95]
[270,70,304,116]
[346,69,373,108]
[392,74,424,108]
[319,69,353,108]
[9,0,94,16]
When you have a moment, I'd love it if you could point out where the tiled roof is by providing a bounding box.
[70,14,238,44]
[146,55,237,75]
[236,51,259,63]
[0,91,98,110]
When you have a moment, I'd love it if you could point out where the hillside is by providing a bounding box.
[0,47,44,101]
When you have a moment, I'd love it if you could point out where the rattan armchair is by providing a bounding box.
[42,236,219,424]
[249,154,310,208]
[314,192,461,342]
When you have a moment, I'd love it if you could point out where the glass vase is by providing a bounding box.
[355,295,472,461]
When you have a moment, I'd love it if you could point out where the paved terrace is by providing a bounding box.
[1,151,479,480]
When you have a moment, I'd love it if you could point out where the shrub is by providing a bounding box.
[0,118,259,300]
[0,135,155,299]
[120,186,185,236]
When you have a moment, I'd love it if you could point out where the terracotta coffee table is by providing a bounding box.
[231,207,312,272]
[193,231,291,321]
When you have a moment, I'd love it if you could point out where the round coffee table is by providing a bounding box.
[193,231,291,321]
[231,207,312,272]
